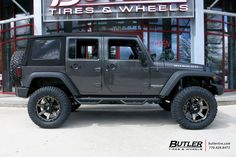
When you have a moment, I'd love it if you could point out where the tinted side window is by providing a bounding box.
[69,39,99,59]
[31,39,61,60]
[108,39,140,60]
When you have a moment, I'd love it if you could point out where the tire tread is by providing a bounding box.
[171,86,217,130]
[28,86,71,128]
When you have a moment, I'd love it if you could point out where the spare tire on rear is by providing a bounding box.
[10,50,25,86]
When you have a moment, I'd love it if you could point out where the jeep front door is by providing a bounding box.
[66,37,102,95]
[104,37,149,95]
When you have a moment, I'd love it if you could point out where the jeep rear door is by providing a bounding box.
[66,37,102,95]
[103,37,149,95]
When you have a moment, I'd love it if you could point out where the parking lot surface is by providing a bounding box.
[0,105,235,157]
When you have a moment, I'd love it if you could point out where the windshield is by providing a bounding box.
[150,50,176,62]
[143,42,176,62]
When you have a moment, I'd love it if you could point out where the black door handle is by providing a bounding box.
[94,67,101,72]
[109,64,117,71]
[106,64,117,71]
[106,65,110,69]
[71,64,80,70]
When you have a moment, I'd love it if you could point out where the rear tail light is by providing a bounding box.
[17,66,22,78]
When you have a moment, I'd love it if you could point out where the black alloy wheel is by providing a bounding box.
[36,96,61,122]
[183,97,209,123]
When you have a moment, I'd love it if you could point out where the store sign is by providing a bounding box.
[43,0,194,22]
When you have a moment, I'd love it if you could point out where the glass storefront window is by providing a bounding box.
[149,32,178,62]
[171,34,178,61]
[224,36,236,90]
[180,33,191,63]
[205,35,223,75]
[149,19,163,31]
[150,32,163,60]
[205,2,236,90]
[204,0,223,10]
[72,21,87,33]
[44,22,58,34]
[206,14,223,35]
[43,18,191,63]
[143,32,148,49]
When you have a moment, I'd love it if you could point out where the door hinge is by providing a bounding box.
[94,67,102,72]
[95,83,102,87]
[143,68,149,72]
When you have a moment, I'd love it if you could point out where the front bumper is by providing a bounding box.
[16,87,29,98]
[211,83,224,95]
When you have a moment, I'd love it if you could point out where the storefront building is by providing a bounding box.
[0,0,236,93]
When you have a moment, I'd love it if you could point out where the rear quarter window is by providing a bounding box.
[31,39,61,60]
[27,37,65,66]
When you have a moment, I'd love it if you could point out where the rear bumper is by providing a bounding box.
[16,87,29,98]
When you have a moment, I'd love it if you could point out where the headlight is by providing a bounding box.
[212,75,222,84]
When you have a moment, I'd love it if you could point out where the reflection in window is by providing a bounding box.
[148,19,191,63]
[109,39,140,60]
[69,39,98,59]
[43,19,191,63]
[31,39,61,60]
[150,32,177,62]
[206,14,223,33]
[150,32,162,61]
[206,35,223,75]
[180,33,191,63]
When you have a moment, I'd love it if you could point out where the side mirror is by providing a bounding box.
[151,53,157,61]
[138,51,148,66]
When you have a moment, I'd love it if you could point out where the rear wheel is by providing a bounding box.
[171,86,217,130]
[28,87,72,128]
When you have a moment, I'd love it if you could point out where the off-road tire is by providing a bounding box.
[10,50,25,86]
[28,87,72,128]
[171,86,217,130]
[159,100,171,111]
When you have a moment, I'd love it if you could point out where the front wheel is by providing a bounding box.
[171,87,217,130]
[28,87,72,128]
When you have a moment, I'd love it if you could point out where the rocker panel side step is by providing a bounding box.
[75,97,161,105]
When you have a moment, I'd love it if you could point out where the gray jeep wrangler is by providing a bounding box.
[10,33,223,129]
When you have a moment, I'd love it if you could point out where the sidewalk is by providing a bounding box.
[0,94,28,107]
[0,92,235,107]
[216,92,236,105]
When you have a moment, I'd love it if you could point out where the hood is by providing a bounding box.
[163,62,206,71]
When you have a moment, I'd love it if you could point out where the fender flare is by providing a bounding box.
[25,72,80,96]
[159,71,214,97]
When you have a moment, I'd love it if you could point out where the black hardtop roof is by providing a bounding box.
[31,32,138,39]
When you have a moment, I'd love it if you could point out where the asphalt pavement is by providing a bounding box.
[0,93,235,157]
[0,105,235,157]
